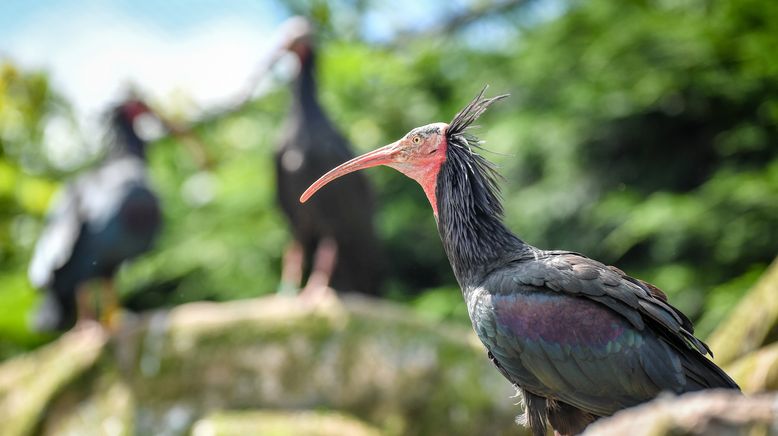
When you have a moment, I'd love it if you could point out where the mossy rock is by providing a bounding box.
[127,294,522,435]
[0,294,526,436]
[190,410,382,436]
[583,390,778,435]
[40,366,134,436]
[0,324,107,436]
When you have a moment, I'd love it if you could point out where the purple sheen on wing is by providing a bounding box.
[495,292,631,347]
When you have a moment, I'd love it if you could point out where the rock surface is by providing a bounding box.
[40,369,134,436]
[0,294,524,436]
[190,410,382,436]
[0,323,107,436]
[583,390,778,436]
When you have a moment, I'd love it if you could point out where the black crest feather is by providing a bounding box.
[437,87,524,284]
[448,86,509,139]
[444,86,510,220]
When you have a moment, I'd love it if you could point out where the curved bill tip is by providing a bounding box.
[299,182,321,203]
[299,141,398,203]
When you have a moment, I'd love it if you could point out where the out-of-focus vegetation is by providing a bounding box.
[0,64,65,356]
[1,0,777,359]
[1,296,521,436]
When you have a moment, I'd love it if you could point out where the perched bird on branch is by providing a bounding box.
[29,98,162,331]
[253,17,385,297]
[301,87,739,435]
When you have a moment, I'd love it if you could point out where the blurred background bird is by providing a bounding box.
[247,17,386,298]
[27,96,163,332]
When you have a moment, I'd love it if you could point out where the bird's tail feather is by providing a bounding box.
[518,389,549,436]
[546,398,598,435]
[679,347,740,391]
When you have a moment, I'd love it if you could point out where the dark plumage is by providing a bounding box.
[301,88,739,435]
[28,99,161,331]
[274,18,384,295]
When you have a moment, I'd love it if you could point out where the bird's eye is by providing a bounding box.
[412,135,422,145]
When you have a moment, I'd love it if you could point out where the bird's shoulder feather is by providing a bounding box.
[497,250,709,355]
[470,281,683,416]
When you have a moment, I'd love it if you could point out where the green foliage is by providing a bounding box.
[496,0,778,322]
[0,63,62,358]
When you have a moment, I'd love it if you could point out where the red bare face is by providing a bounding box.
[121,100,151,122]
[288,38,312,62]
[300,122,449,217]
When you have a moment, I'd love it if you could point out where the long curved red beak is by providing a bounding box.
[300,141,399,203]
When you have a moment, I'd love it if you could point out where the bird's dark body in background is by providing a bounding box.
[28,99,161,331]
[268,18,384,295]
[301,88,739,435]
